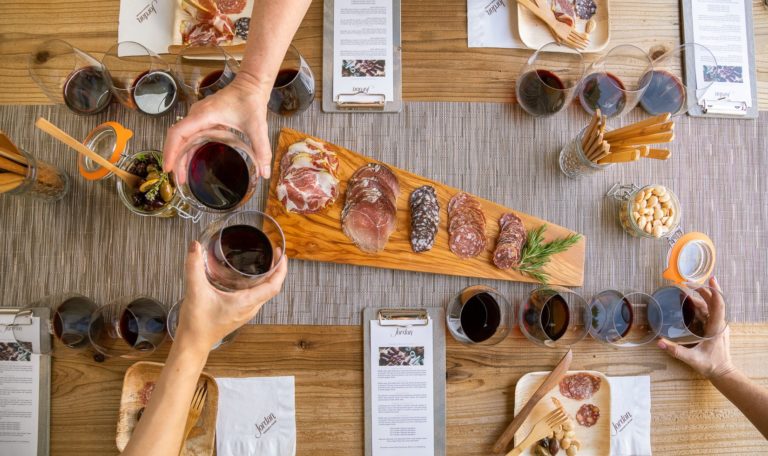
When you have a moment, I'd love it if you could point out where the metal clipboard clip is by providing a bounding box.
[377,309,430,327]
[335,92,386,110]
[700,98,748,116]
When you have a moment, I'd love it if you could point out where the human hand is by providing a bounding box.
[657,276,736,379]
[175,240,288,352]
[162,72,274,178]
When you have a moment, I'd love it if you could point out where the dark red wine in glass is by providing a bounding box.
[62,66,112,115]
[579,72,627,118]
[540,294,570,340]
[639,70,685,115]
[119,298,166,351]
[198,69,235,98]
[188,141,250,210]
[132,70,178,116]
[517,69,567,116]
[649,287,707,339]
[269,68,315,116]
[460,292,502,343]
[216,224,274,275]
[53,297,96,348]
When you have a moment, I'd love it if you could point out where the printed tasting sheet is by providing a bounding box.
[369,319,434,456]
[333,0,395,103]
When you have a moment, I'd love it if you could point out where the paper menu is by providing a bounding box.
[690,0,753,108]
[369,319,434,455]
[332,0,395,103]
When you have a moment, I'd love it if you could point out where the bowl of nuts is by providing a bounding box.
[612,184,681,239]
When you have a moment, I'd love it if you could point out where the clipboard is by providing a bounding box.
[322,0,403,113]
[363,307,446,456]
[0,307,51,456]
[682,0,758,119]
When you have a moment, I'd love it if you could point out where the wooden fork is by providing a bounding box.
[179,382,208,455]
[505,407,569,456]
[517,0,589,50]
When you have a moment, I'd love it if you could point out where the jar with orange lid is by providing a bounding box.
[607,183,681,239]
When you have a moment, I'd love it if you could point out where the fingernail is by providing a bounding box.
[188,241,197,253]
[657,340,667,350]
[260,165,271,179]
[712,275,720,288]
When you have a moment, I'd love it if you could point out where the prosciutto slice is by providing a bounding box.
[342,163,400,253]
[277,139,340,214]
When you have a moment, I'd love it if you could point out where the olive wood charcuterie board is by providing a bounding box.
[265,128,586,286]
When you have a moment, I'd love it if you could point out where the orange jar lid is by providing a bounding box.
[78,122,133,181]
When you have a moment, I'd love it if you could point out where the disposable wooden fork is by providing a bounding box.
[505,407,569,456]
[517,0,589,50]
[179,382,208,455]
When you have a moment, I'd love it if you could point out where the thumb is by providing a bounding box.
[242,119,273,179]
[657,338,695,364]
[184,241,209,289]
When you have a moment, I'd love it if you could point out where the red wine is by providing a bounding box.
[579,72,627,118]
[132,70,178,116]
[199,69,234,98]
[62,66,112,115]
[188,141,250,210]
[119,298,167,351]
[460,292,502,343]
[540,294,570,341]
[219,224,274,275]
[590,291,633,340]
[649,286,706,339]
[517,70,567,116]
[53,297,96,348]
[639,70,685,115]
[269,68,315,116]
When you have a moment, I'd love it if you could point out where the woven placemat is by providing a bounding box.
[0,102,765,324]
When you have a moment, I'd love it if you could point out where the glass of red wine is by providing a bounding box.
[88,296,167,359]
[516,42,585,117]
[520,286,589,348]
[200,210,286,291]
[101,41,179,117]
[639,43,717,116]
[173,44,239,102]
[648,284,728,345]
[268,45,315,116]
[446,286,513,345]
[167,300,239,350]
[173,128,258,213]
[28,39,113,116]
[578,44,653,118]
[588,290,662,347]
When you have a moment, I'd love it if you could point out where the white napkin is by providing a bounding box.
[118,0,177,55]
[608,376,652,456]
[215,376,296,456]
[467,0,527,48]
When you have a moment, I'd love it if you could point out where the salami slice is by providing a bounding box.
[448,192,486,258]
[493,212,527,270]
[559,373,602,400]
[410,185,439,253]
[216,0,246,14]
[449,225,486,258]
[576,404,600,427]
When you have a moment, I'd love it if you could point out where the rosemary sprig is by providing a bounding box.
[515,224,582,284]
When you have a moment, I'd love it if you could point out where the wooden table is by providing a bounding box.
[51,324,768,455]
[0,0,766,107]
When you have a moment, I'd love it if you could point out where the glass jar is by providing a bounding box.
[558,127,610,179]
[607,183,681,239]
[2,147,70,202]
[662,231,716,285]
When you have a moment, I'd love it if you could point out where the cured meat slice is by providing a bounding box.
[277,139,340,214]
[342,163,400,253]
[493,213,527,270]
[449,225,486,258]
[575,0,597,20]
[216,0,246,14]
[410,185,439,253]
[559,373,602,400]
[551,0,576,19]
[576,404,600,427]
[448,192,482,215]
[448,192,487,259]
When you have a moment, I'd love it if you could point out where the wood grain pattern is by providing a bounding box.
[266,128,586,286]
[0,0,766,108]
[50,324,768,455]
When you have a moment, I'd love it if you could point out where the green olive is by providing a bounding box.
[160,180,174,202]
[146,171,160,181]
[139,178,160,193]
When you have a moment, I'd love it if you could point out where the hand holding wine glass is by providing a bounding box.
[174,240,288,352]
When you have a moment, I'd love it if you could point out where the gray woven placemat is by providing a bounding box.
[0,102,765,324]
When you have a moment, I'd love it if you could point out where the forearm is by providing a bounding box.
[123,334,210,455]
[238,0,312,88]
[710,368,768,439]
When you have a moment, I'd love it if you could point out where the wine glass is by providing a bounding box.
[520,286,589,348]
[167,300,239,350]
[174,44,239,102]
[648,284,728,345]
[200,210,286,291]
[89,296,167,359]
[28,39,112,115]
[516,42,585,117]
[578,44,653,118]
[588,290,662,347]
[446,286,513,345]
[268,45,315,116]
[639,43,717,116]
[102,41,179,116]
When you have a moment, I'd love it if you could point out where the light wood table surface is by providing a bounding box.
[0,0,766,107]
[51,323,768,455]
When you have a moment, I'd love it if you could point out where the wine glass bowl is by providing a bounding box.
[589,290,662,347]
[88,296,167,358]
[648,284,728,344]
[446,286,513,345]
[174,44,239,102]
[516,42,585,117]
[268,45,315,116]
[520,286,589,348]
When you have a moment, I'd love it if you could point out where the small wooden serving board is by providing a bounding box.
[266,128,586,286]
